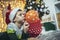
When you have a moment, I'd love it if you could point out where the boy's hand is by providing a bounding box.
[23,21,29,33]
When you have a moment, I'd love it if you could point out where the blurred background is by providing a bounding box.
[0,0,60,33]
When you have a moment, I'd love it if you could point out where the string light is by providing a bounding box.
[0,29,1,32]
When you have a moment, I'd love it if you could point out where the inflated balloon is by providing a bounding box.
[25,10,42,37]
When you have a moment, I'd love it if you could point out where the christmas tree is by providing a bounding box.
[25,0,44,37]
[25,0,48,19]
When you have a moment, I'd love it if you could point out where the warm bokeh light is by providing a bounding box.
[0,10,7,32]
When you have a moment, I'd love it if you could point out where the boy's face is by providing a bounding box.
[14,11,25,23]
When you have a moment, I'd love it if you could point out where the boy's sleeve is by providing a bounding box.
[7,28,15,33]
[7,32,18,40]
[7,23,16,33]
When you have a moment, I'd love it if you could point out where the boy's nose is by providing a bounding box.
[22,13,25,17]
[22,15,24,17]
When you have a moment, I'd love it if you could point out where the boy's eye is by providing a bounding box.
[19,14,22,16]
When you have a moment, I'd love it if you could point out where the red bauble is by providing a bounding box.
[28,19,42,37]
[5,4,11,24]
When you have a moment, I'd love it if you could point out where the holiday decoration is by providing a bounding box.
[25,0,48,19]
[25,10,39,23]
[0,9,3,32]
[5,4,11,24]
[0,4,7,32]
[10,0,26,10]
[25,0,44,37]
[25,10,42,37]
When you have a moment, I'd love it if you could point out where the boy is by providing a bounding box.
[7,8,29,40]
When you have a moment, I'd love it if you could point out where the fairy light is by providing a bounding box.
[0,9,4,32]
[0,1,7,32]
[0,29,1,32]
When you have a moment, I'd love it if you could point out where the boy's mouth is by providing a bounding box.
[18,20,24,24]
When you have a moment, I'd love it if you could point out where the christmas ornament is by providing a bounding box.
[5,4,11,24]
[25,10,42,37]
[25,10,39,23]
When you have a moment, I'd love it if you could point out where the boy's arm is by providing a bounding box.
[7,23,19,40]
[7,29,19,40]
[21,30,29,40]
